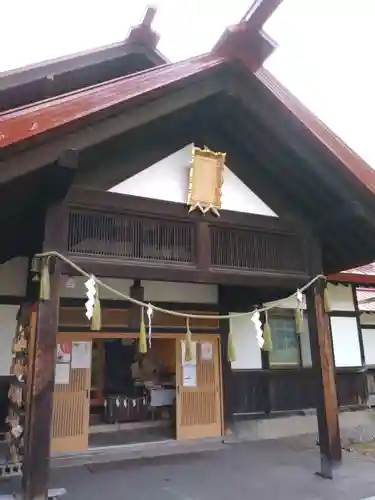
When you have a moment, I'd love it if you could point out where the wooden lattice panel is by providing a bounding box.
[176,337,222,440]
[51,367,90,455]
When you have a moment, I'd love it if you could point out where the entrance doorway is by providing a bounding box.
[51,333,223,455]
[89,336,176,447]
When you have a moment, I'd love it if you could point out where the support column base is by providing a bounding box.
[315,455,342,480]
[11,487,66,500]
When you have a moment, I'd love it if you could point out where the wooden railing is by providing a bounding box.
[232,369,368,415]
[210,225,306,273]
[63,189,311,282]
[67,206,308,274]
[67,209,194,264]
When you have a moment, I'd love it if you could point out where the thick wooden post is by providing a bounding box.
[22,203,66,500]
[306,277,342,479]
[218,286,234,435]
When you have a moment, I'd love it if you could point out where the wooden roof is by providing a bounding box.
[0,6,166,112]
[1,0,375,274]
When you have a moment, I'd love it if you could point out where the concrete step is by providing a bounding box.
[51,437,228,469]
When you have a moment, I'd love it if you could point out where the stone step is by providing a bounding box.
[51,437,228,469]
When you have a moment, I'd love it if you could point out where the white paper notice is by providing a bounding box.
[56,343,71,363]
[183,364,197,387]
[71,342,92,369]
[55,363,70,385]
[201,342,213,361]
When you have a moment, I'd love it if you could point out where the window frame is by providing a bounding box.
[267,308,302,368]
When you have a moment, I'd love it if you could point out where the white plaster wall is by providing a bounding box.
[110,144,277,217]
[0,305,18,375]
[143,281,218,304]
[0,257,28,297]
[330,316,362,367]
[361,328,375,365]
[60,276,133,300]
[230,315,262,370]
[60,277,218,304]
[264,284,353,312]
[327,283,355,311]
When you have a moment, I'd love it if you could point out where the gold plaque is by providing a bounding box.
[187,146,226,216]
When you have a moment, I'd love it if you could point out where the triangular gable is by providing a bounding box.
[109,144,277,217]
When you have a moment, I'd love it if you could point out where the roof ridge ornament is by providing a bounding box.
[126,5,160,50]
[212,0,282,70]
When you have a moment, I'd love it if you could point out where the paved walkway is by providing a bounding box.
[2,435,375,499]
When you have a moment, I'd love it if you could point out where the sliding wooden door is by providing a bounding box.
[51,337,91,455]
[176,335,222,440]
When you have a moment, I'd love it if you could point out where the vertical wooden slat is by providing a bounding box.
[196,221,211,269]
[67,209,193,264]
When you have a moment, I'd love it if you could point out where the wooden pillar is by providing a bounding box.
[351,284,366,367]
[260,310,271,415]
[129,279,144,329]
[218,286,233,434]
[306,277,342,479]
[22,202,67,500]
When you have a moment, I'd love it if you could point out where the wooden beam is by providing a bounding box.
[67,186,294,232]
[234,74,375,220]
[241,0,284,28]
[351,284,366,367]
[218,286,234,434]
[61,258,308,289]
[306,270,341,478]
[75,114,197,189]
[21,203,65,499]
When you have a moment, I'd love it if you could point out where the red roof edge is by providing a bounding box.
[328,273,375,285]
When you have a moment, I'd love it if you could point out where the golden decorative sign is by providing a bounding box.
[187,146,226,216]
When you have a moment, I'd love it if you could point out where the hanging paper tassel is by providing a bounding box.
[184,319,193,362]
[323,284,331,313]
[252,310,264,348]
[262,312,273,351]
[91,286,102,331]
[146,304,153,348]
[39,258,51,301]
[295,289,304,335]
[227,327,236,363]
[139,307,147,354]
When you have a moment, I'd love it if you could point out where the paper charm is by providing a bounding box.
[251,310,264,349]
[146,304,153,348]
[85,276,97,320]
